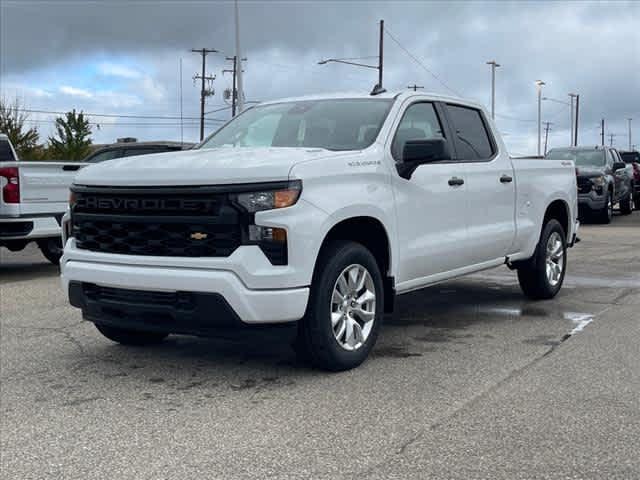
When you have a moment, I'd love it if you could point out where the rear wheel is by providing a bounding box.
[296,241,384,371]
[620,193,633,215]
[37,238,63,265]
[94,324,168,346]
[517,219,567,300]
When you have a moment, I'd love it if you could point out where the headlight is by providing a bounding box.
[234,180,301,212]
[591,176,605,187]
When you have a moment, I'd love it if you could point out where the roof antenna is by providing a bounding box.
[370,84,386,96]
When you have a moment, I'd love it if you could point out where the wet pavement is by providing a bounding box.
[1,213,639,479]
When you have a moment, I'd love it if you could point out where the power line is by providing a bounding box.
[495,113,537,123]
[20,108,207,121]
[383,27,461,97]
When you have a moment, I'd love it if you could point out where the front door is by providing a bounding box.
[389,101,470,288]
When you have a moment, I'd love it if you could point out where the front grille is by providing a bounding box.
[72,187,244,257]
[577,178,592,194]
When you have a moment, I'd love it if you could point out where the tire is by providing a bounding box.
[635,193,640,211]
[517,219,567,300]
[620,193,633,215]
[37,238,63,265]
[595,190,613,224]
[94,323,168,346]
[296,241,384,371]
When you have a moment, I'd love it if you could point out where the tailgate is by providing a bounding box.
[19,162,85,215]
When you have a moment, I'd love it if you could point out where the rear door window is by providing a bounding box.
[446,104,495,161]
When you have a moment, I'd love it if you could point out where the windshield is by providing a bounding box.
[546,148,606,167]
[620,151,640,163]
[200,99,392,151]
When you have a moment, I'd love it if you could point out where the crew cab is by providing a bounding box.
[61,91,579,371]
[0,134,85,264]
[547,146,634,222]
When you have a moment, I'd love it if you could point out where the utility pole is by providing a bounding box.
[407,84,424,91]
[568,93,577,146]
[234,0,244,113]
[628,118,633,150]
[601,119,605,146]
[191,47,218,141]
[574,94,580,147]
[608,132,616,147]
[224,56,237,117]
[536,80,545,156]
[486,60,500,120]
[543,121,553,155]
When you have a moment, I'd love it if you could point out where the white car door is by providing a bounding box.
[388,101,470,289]
[444,103,516,264]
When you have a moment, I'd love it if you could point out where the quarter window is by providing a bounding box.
[391,102,444,161]
[446,105,494,160]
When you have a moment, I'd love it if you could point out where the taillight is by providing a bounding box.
[0,167,20,204]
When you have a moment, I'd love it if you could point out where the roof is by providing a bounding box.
[258,90,476,108]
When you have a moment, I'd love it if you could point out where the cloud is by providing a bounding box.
[97,62,142,79]
[1,1,638,150]
[59,85,93,98]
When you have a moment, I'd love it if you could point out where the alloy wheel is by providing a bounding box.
[330,264,376,351]
[545,232,564,287]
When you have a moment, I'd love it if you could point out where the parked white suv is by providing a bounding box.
[61,91,579,370]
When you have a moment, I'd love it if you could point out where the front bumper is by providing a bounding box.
[577,192,607,212]
[61,259,309,326]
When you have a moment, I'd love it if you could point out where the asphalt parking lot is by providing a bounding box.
[1,213,639,479]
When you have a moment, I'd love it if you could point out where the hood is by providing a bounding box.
[576,166,605,179]
[73,147,345,187]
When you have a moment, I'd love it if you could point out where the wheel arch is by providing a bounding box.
[314,216,395,312]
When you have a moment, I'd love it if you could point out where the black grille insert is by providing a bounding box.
[72,187,244,257]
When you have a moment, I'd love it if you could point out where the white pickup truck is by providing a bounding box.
[1,134,84,264]
[61,91,579,370]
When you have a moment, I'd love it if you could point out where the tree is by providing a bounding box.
[0,97,40,159]
[48,109,92,160]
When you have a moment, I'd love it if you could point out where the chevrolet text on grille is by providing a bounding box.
[77,197,215,211]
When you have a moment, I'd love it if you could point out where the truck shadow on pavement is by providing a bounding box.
[0,261,59,284]
[75,278,556,383]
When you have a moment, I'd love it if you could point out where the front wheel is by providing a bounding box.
[296,241,384,371]
[95,324,168,346]
[517,219,567,300]
[37,238,63,265]
[595,191,613,224]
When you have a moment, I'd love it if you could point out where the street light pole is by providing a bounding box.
[569,93,577,146]
[486,61,500,120]
[536,80,545,156]
[629,118,633,150]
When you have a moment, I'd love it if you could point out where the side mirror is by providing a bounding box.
[613,161,626,171]
[397,139,452,179]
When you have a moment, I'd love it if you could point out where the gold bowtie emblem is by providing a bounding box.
[190,232,208,240]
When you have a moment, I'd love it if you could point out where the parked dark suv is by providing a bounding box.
[546,146,633,223]
[84,141,193,163]
[620,150,640,207]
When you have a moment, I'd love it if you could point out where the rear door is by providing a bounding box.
[444,103,516,264]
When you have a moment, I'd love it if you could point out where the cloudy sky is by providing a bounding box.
[1,0,638,154]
